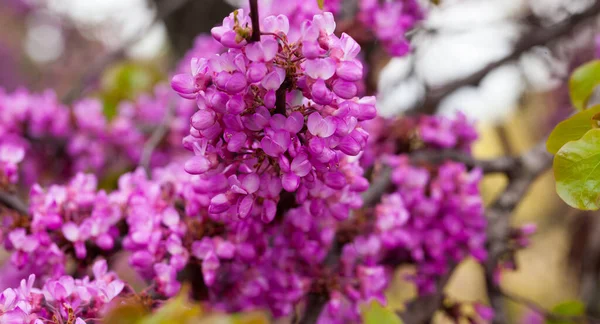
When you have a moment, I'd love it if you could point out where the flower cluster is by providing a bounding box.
[358,0,424,56]
[0,3,496,324]
[172,10,375,224]
[0,260,124,324]
[379,157,486,294]
[0,33,224,186]
[249,0,341,41]
[0,141,24,185]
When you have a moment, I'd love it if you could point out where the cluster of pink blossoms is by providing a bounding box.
[0,29,224,187]
[0,87,178,185]
[358,0,424,56]
[172,10,375,224]
[0,3,497,323]
[0,260,123,323]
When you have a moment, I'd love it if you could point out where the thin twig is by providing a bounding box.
[363,150,519,209]
[249,0,261,42]
[61,0,191,104]
[139,103,174,175]
[0,191,29,216]
[410,0,600,115]
[502,290,600,323]
[410,149,517,174]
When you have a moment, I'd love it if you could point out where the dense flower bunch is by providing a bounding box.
[249,0,341,41]
[0,260,123,323]
[378,157,486,294]
[0,3,497,324]
[172,10,376,224]
[0,34,224,186]
[358,0,424,56]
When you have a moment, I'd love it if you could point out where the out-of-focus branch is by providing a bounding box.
[62,0,192,104]
[398,265,456,323]
[411,149,517,174]
[155,0,233,59]
[0,191,29,216]
[410,0,600,115]
[501,290,600,323]
[484,141,552,324]
[139,103,174,175]
[362,149,522,209]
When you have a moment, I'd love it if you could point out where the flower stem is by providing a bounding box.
[249,0,261,42]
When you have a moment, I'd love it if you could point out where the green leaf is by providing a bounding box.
[554,128,600,210]
[570,60,600,111]
[140,286,202,324]
[546,300,585,324]
[102,300,148,324]
[317,0,324,9]
[546,105,600,154]
[362,301,403,324]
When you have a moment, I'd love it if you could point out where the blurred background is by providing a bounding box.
[1,0,599,322]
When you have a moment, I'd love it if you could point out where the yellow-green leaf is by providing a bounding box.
[546,105,600,154]
[102,300,149,324]
[362,301,403,324]
[554,128,600,210]
[570,60,600,111]
[317,0,324,9]
[140,286,202,324]
[546,300,585,324]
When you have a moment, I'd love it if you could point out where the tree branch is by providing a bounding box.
[62,0,192,104]
[139,103,174,176]
[501,290,600,323]
[0,191,29,216]
[410,149,517,174]
[484,141,552,324]
[410,0,600,115]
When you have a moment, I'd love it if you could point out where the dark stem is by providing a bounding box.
[0,191,29,216]
[275,80,289,115]
[249,0,261,42]
[484,141,552,323]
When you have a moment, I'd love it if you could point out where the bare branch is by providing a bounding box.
[484,141,552,324]
[410,150,517,174]
[139,103,174,175]
[410,0,600,115]
[61,0,192,104]
[501,290,600,323]
[0,191,29,216]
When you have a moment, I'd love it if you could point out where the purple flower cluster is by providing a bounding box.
[379,157,486,294]
[249,0,341,42]
[0,260,123,324]
[172,10,375,224]
[0,141,24,185]
[358,0,424,56]
[0,27,224,186]
[417,113,478,151]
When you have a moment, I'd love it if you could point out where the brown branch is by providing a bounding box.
[501,290,600,323]
[484,141,552,324]
[410,0,600,115]
[139,103,174,175]
[410,149,517,174]
[0,191,29,216]
[398,265,456,323]
[249,0,261,43]
[61,0,192,104]
[363,150,520,209]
